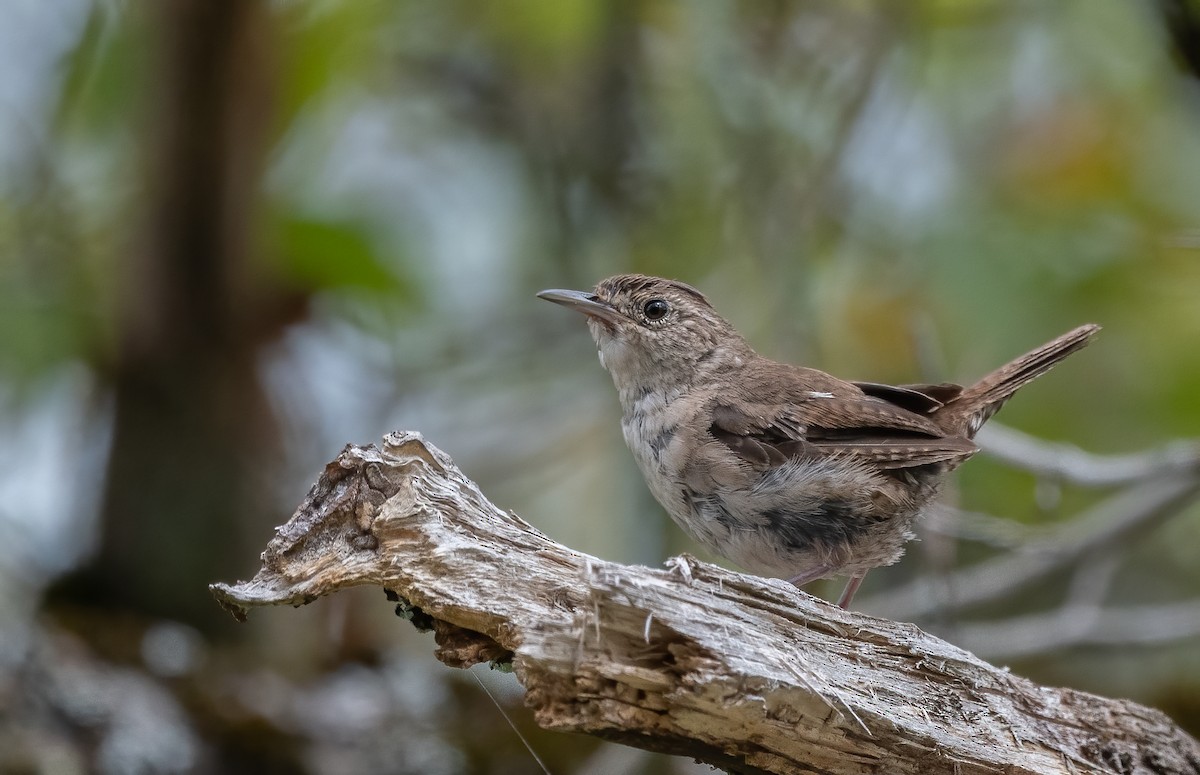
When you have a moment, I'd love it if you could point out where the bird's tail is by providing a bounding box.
[937,324,1100,438]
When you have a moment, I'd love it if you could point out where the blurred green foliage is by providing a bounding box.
[2,0,1200,771]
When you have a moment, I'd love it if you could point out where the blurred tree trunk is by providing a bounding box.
[56,0,298,629]
[1158,0,1200,82]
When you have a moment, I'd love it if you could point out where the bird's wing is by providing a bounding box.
[709,375,977,471]
[850,381,964,414]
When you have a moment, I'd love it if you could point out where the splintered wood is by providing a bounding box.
[211,431,1200,775]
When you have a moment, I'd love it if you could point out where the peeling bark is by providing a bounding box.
[211,432,1200,775]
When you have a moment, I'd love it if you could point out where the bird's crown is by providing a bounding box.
[592,274,716,329]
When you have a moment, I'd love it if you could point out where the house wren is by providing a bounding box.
[539,274,1099,608]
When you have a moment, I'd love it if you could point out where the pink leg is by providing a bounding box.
[836,572,867,609]
[787,564,834,588]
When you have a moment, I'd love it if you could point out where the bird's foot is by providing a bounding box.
[786,567,868,609]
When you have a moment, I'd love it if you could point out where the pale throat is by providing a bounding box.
[600,344,698,409]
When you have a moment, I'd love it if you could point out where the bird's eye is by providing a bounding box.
[643,299,670,321]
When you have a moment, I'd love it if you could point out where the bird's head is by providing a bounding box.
[538,274,749,394]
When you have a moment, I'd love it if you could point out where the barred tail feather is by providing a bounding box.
[939,324,1100,437]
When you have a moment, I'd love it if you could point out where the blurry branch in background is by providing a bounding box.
[976,424,1200,486]
[862,423,1200,660]
[955,599,1200,662]
[211,432,1200,775]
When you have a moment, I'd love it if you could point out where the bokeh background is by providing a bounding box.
[3,1,1200,772]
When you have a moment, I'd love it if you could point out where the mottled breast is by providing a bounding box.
[619,387,697,513]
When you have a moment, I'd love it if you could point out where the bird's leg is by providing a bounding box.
[836,572,867,609]
[788,567,867,608]
[786,565,835,588]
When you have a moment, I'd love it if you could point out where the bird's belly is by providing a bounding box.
[686,457,923,579]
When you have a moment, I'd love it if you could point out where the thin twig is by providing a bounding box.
[472,670,553,775]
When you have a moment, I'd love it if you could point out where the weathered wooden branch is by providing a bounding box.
[210,432,1200,775]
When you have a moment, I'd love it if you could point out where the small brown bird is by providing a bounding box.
[539,274,1099,608]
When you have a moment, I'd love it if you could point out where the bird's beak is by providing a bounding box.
[537,289,624,326]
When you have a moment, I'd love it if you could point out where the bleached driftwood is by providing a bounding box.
[210,432,1200,775]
